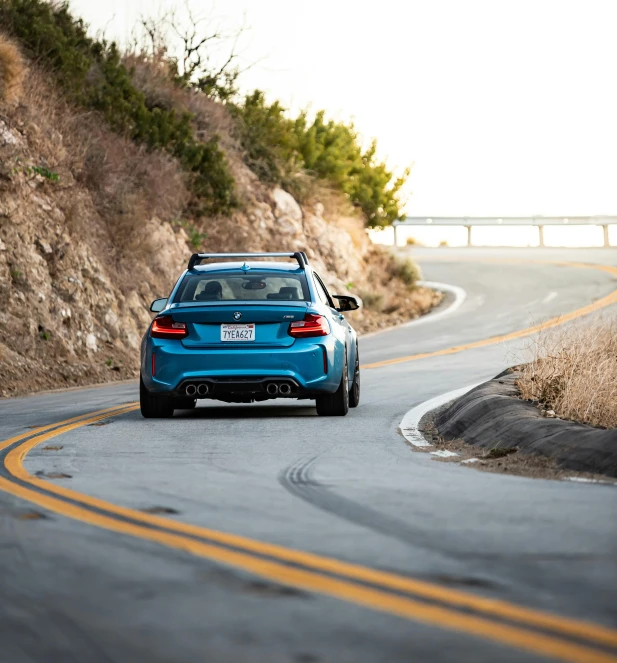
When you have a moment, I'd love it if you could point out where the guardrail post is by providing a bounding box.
[465,226,472,247]
[393,223,399,247]
[603,225,610,247]
[538,225,545,248]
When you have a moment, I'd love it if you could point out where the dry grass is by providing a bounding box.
[9,66,188,264]
[124,51,240,153]
[517,318,617,429]
[0,34,24,103]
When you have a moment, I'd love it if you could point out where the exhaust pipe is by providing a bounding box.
[185,384,197,396]
[266,383,279,395]
[197,383,209,396]
[279,383,291,396]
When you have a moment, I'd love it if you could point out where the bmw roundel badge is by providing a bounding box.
[233,312,242,321]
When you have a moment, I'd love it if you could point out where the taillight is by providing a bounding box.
[288,313,330,338]
[151,315,188,339]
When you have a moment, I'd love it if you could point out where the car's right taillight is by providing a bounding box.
[288,313,330,338]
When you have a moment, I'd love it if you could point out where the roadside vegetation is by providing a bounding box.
[0,2,436,396]
[231,92,408,226]
[517,318,617,429]
[0,0,409,227]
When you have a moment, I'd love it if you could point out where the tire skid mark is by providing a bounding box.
[279,456,449,555]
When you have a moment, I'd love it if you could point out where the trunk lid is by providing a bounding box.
[170,303,309,348]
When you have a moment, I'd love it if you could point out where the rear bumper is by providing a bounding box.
[142,337,342,396]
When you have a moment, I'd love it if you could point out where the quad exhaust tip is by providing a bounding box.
[266,383,279,395]
[197,383,209,396]
[279,383,292,396]
[185,384,197,396]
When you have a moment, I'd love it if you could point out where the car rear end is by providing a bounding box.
[141,260,344,404]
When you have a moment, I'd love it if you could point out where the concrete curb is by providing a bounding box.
[434,373,617,478]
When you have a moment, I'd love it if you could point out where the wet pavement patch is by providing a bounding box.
[294,654,320,663]
[246,580,309,598]
[35,471,72,479]
[88,421,111,427]
[43,445,63,451]
[428,574,497,589]
[16,511,48,521]
[141,506,179,515]
[200,567,311,599]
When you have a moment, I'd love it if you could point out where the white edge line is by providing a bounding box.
[565,476,617,485]
[399,383,482,448]
[413,281,467,327]
[360,281,466,340]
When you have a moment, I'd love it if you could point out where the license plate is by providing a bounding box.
[220,323,255,341]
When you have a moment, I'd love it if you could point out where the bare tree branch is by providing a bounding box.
[131,1,255,100]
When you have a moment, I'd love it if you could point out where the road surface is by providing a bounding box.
[1,248,616,663]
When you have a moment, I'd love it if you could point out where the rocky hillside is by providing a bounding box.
[0,33,439,397]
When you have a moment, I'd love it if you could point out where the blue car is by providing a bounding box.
[140,252,361,418]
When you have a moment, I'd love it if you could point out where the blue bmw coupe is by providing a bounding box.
[140,252,361,418]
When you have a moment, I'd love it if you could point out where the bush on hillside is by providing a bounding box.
[0,0,235,215]
[390,257,422,287]
[1,0,410,227]
[231,91,409,227]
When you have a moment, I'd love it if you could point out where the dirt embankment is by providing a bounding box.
[432,372,617,479]
[0,40,440,397]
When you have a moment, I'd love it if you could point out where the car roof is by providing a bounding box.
[188,261,307,274]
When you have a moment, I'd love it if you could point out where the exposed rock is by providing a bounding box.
[0,78,440,398]
[0,119,20,146]
[272,187,302,223]
[85,333,98,352]
[36,238,52,254]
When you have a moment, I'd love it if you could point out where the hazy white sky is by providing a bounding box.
[71,0,617,217]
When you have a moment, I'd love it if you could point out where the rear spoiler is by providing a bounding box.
[187,252,310,271]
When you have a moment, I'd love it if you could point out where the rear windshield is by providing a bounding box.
[174,271,310,303]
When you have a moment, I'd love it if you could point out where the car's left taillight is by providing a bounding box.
[150,315,188,339]
[288,313,330,338]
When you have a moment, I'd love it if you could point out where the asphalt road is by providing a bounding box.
[1,248,616,663]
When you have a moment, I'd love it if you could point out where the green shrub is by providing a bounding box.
[359,291,384,311]
[0,0,235,215]
[231,91,408,227]
[390,257,422,287]
[173,219,207,249]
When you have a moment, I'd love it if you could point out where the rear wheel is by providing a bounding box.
[316,353,350,416]
[140,375,174,418]
[349,344,360,408]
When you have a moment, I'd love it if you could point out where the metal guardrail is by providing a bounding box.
[392,216,616,247]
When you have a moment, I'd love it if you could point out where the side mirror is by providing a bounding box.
[332,294,361,312]
[150,298,168,313]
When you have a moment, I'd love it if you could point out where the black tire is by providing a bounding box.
[349,344,360,408]
[316,353,350,416]
[140,375,174,418]
[174,398,197,410]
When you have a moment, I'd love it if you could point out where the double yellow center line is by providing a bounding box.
[1,406,617,663]
[362,261,617,369]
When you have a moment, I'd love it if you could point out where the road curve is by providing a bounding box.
[1,248,616,663]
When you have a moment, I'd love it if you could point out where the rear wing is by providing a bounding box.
[187,252,309,271]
